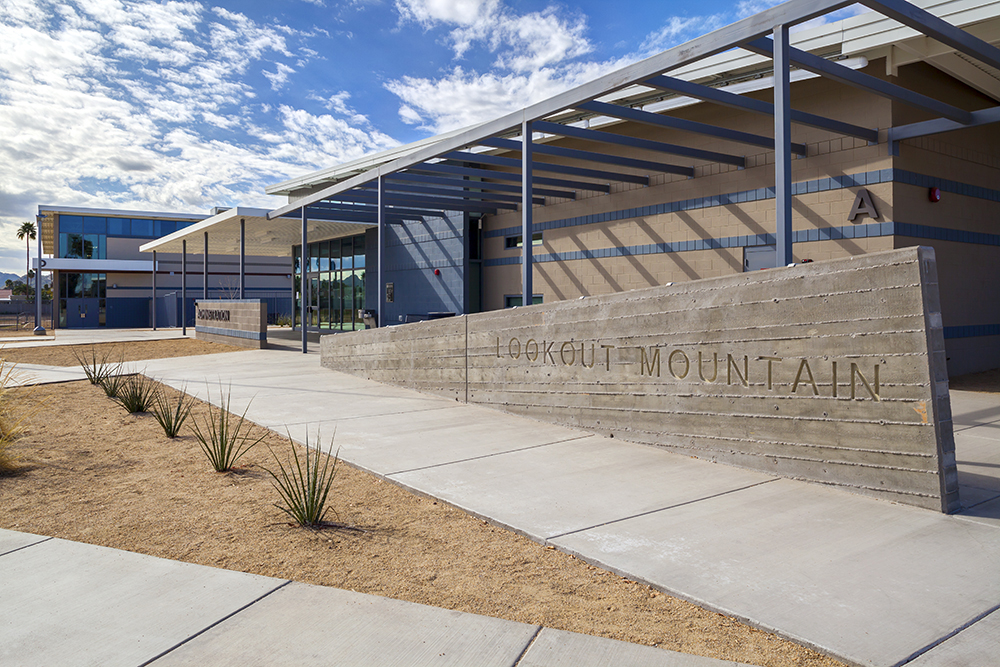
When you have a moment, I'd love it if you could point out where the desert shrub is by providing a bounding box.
[113,373,157,413]
[99,371,129,399]
[0,360,31,472]
[73,345,123,385]
[151,385,195,438]
[265,432,339,527]
[191,385,265,472]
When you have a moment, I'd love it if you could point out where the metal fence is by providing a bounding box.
[0,301,54,332]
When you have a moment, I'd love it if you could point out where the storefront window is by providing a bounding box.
[295,233,367,331]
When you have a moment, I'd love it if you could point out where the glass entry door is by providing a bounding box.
[296,234,366,332]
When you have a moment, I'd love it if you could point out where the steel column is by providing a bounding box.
[301,206,308,354]
[774,24,794,267]
[181,239,187,336]
[239,218,245,299]
[151,250,157,330]
[203,232,209,301]
[521,119,533,307]
[377,176,385,329]
[34,214,45,335]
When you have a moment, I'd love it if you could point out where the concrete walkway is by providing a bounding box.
[1,529,743,667]
[4,333,1000,666]
[135,345,1000,667]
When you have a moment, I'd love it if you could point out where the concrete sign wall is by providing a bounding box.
[321,247,958,512]
[195,299,267,349]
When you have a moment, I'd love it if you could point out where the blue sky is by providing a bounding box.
[0,0,798,276]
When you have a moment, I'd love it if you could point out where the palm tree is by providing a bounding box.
[16,221,36,286]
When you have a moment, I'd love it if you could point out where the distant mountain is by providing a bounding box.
[1,273,51,287]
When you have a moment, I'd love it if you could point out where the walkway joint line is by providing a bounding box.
[0,536,53,558]
[385,434,594,476]
[268,404,462,429]
[509,626,543,667]
[139,579,293,667]
[545,479,781,541]
[896,601,1000,666]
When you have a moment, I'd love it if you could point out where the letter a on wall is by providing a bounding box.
[848,188,879,221]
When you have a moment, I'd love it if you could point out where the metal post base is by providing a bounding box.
[33,326,46,335]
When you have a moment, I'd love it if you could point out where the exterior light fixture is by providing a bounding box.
[929,187,942,202]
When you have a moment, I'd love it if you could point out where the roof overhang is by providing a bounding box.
[265,0,1000,225]
[139,207,375,256]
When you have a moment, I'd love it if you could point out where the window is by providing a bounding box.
[505,232,543,249]
[505,294,543,308]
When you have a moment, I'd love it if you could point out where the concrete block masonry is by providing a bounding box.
[321,247,958,512]
[195,300,267,349]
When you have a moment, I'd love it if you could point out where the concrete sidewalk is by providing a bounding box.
[131,346,1000,667]
[1,529,744,667]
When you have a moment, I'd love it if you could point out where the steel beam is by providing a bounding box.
[34,214,44,334]
[333,189,511,213]
[522,120,533,308]
[181,239,186,335]
[578,100,808,155]
[239,218,245,299]
[482,137,667,180]
[411,162,612,193]
[861,0,1000,72]
[369,180,546,205]
[533,119,745,167]
[301,206,307,353]
[203,231,208,301]
[388,171,577,199]
[269,0,854,219]
[644,74,879,142]
[377,177,384,330]
[151,250,157,331]
[774,25,794,267]
[743,36,973,124]
[481,139,649,185]
[887,104,1000,143]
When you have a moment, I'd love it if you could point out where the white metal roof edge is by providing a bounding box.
[37,204,208,220]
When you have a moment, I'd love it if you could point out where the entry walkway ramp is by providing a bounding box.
[134,347,1000,667]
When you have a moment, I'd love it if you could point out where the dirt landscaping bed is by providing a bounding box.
[0,338,240,366]
[0,341,844,666]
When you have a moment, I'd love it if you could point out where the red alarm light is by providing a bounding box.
[929,187,941,202]
[434,268,441,276]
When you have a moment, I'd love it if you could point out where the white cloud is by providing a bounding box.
[385,58,631,133]
[0,0,400,273]
[396,0,499,27]
[263,62,295,89]
[638,14,728,55]
[397,0,591,67]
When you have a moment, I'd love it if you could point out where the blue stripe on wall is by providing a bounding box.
[943,324,1000,340]
[483,220,1000,267]
[486,168,1000,241]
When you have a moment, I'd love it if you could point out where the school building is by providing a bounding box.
[139,0,1000,376]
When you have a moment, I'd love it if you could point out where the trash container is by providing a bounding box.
[360,309,378,328]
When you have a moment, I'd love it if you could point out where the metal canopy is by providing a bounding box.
[139,207,374,256]
[143,0,1000,323]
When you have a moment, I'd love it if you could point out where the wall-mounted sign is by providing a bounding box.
[386,282,394,303]
[848,188,879,222]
